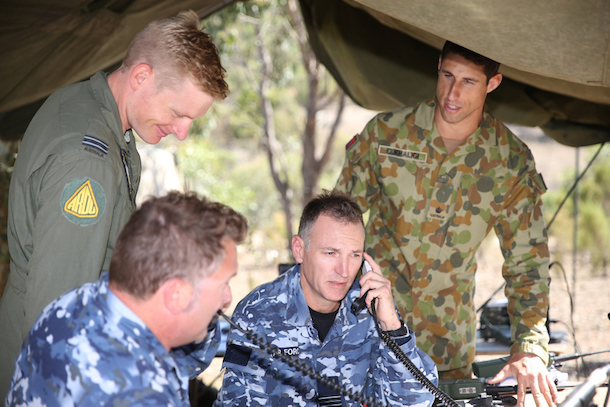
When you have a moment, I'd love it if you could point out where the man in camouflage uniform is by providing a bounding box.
[6,191,248,405]
[335,42,558,407]
[216,191,437,407]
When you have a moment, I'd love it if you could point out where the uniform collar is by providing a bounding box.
[89,71,132,150]
[284,265,360,333]
[102,273,169,357]
[414,98,499,154]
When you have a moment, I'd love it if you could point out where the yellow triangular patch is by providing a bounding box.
[64,180,99,218]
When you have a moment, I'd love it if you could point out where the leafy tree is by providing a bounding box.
[543,145,610,275]
[186,0,346,255]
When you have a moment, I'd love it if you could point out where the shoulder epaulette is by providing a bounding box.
[82,135,109,155]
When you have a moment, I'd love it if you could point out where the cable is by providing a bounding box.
[218,310,383,407]
[369,300,460,407]
[546,142,605,231]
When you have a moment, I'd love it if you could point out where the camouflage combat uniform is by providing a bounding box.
[216,265,438,407]
[335,99,550,373]
[6,272,219,406]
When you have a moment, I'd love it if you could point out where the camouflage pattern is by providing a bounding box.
[335,99,551,372]
[216,264,438,407]
[6,272,220,406]
[0,71,141,399]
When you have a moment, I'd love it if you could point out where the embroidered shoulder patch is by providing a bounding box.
[82,135,109,156]
[61,178,106,226]
[378,146,427,162]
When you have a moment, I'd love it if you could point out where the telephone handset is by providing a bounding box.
[350,260,373,314]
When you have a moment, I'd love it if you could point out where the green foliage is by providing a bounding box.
[543,145,610,273]
[176,0,349,256]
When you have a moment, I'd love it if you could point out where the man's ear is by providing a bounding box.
[292,235,305,264]
[486,73,502,94]
[162,278,193,315]
[129,63,154,91]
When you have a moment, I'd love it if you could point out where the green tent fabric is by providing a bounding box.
[1,0,609,146]
[0,0,234,141]
[299,0,610,147]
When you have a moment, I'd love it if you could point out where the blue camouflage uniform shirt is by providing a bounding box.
[5,272,220,407]
[216,265,438,407]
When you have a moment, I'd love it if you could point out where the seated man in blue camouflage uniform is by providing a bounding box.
[5,191,248,406]
[216,190,438,407]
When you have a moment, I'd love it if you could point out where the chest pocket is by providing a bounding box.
[441,171,506,251]
[375,147,430,220]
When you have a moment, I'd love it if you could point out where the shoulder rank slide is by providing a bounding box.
[82,135,109,155]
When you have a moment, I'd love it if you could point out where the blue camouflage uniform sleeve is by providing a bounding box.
[374,326,438,407]
[171,318,222,379]
[215,308,271,407]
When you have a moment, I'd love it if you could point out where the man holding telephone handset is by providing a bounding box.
[216,190,437,406]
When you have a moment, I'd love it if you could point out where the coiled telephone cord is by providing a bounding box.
[218,310,383,407]
[370,300,460,407]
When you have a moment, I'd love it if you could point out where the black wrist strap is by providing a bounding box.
[385,321,408,337]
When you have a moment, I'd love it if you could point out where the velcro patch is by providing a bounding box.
[61,178,106,226]
[378,146,427,162]
[224,344,253,366]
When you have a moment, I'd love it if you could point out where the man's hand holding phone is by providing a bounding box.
[356,253,402,331]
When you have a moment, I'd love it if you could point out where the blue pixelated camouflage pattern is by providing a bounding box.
[5,272,220,406]
[335,99,551,371]
[216,265,438,407]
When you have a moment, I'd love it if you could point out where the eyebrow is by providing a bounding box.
[440,68,481,83]
[320,246,363,255]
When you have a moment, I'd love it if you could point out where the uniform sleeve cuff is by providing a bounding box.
[385,321,408,338]
[510,342,549,365]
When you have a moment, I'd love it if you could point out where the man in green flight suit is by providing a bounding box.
[335,41,558,407]
[0,10,229,400]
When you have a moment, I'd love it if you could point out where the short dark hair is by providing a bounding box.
[109,191,247,299]
[441,41,500,82]
[298,190,363,249]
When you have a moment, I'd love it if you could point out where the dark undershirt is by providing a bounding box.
[309,307,338,342]
[309,307,341,406]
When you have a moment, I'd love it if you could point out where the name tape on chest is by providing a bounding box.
[272,346,300,357]
[61,178,106,226]
[378,146,427,162]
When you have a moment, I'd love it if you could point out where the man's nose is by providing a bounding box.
[447,83,460,100]
[172,120,192,141]
[336,258,350,278]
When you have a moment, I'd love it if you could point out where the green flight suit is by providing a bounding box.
[335,99,550,373]
[0,71,141,397]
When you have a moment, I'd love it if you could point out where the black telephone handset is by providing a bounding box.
[351,260,372,314]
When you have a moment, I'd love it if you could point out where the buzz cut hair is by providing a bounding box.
[298,190,363,250]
